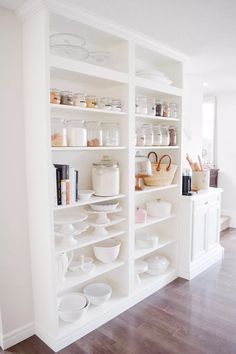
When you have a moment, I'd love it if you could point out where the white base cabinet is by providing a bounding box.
[179,188,224,280]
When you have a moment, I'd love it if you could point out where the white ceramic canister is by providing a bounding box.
[92,156,120,196]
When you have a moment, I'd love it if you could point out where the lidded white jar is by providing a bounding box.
[92,156,120,196]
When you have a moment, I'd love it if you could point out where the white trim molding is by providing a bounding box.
[1,323,34,350]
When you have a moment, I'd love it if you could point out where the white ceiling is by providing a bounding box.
[1,0,236,93]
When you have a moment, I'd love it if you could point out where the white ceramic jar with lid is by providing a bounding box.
[92,156,120,196]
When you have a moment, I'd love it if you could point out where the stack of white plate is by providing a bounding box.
[136,69,172,85]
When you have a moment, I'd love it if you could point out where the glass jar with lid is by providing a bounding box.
[111,99,122,112]
[136,127,145,146]
[169,102,178,119]
[51,119,67,147]
[135,97,140,114]
[73,93,86,107]
[161,126,170,146]
[162,102,170,117]
[169,126,177,146]
[147,98,156,116]
[67,120,87,147]
[61,91,73,105]
[50,88,61,104]
[92,155,120,196]
[102,122,120,146]
[156,100,163,117]
[153,125,162,146]
[99,97,112,111]
[140,96,148,115]
[142,124,153,146]
[86,95,96,109]
[85,121,102,147]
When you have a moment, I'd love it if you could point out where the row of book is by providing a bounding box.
[53,164,79,206]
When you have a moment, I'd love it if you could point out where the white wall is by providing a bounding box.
[216,92,236,227]
[0,7,33,346]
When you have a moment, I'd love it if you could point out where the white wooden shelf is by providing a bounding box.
[58,260,125,293]
[52,146,127,151]
[135,267,177,293]
[55,227,126,255]
[135,77,183,97]
[135,146,180,150]
[54,194,126,210]
[134,238,175,260]
[50,103,127,116]
[136,114,180,122]
[135,214,176,230]
[50,55,129,84]
[135,184,179,195]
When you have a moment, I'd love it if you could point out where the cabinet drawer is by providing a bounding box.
[193,193,220,209]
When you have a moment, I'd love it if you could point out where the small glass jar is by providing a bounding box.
[153,125,162,146]
[140,97,148,115]
[155,100,163,117]
[85,121,102,147]
[73,93,86,107]
[102,123,120,146]
[99,97,112,111]
[67,120,87,147]
[147,98,156,116]
[143,124,153,146]
[50,88,61,104]
[135,97,140,114]
[169,102,178,119]
[136,127,145,146]
[86,95,96,108]
[51,119,67,147]
[169,126,177,146]
[162,102,170,117]
[161,126,170,146]
[111,99,122,112]
[61,91,73,105]
[92,156,120,196]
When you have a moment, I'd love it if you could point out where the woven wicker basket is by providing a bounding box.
[144,152,178,187]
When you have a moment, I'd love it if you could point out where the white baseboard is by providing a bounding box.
[221,209,236,228]
[0,322,34,350]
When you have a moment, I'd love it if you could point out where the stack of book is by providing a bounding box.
[53,164,79,206]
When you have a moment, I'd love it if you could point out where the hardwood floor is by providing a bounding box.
[2,228,236,354]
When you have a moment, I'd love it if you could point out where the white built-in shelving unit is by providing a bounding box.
[18,0,185,351]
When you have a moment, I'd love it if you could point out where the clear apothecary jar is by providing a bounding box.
[161,126,170,146]
[140,97,148,115]
[61,91,73,105]
[85,121,102,147]
[169,126,177,146]
[50,88,61,104]
[162,102,170,117]
[153,125,162,146]
[111,99,122,112]
[73,93,86,107]
[99,97,112,111]
[86,95,97,109]
[67,120,87,147]
[92,156,120,196]
[147,98,156,116]
[142,124,153,146]
[169,103,178,119]
[136,127,145,146]
[51,119,67,147]
[102,123,120,146]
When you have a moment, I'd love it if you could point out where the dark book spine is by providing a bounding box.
[75,170,79,202]
[56,168,62,205]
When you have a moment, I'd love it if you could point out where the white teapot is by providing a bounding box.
[55,252,73,284]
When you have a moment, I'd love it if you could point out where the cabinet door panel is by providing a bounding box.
[192,205,208,261]
[207,202,220,249]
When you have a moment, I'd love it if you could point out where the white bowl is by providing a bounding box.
[90,201,119,212]
[146,255,170,276]
[78,190,95,201]
[93,238,121,263]
[58,293,89,323]
[83,283,112,306]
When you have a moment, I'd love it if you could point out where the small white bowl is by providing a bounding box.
[78,190,95,201]
[93,238,121,263]
[83,283,112,306]
[58,293,89,323]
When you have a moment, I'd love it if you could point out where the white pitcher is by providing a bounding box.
[56,252,73,284]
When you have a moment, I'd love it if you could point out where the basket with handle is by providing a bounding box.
[144,152,178,186]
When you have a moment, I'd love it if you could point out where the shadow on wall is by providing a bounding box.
[218,172,236,227]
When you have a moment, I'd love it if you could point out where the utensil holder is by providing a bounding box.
[192,171,210,191]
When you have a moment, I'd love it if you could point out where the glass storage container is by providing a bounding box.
[73,93,86,107]
[169,126,177,146]
[155,100,163,117]
[102,123,120,146]
[86,95,96,108]
[61,91,73,105]
[85,121,102,147]
[136,127,145,146]
[147,98,156,116]
[162,102,170,117]
[169,102,178,119]
[140,96,148,115]
[67,120,87,147]
[161,126,170,146]
[143,124,153,146]
[51,119,67,147]
[50,88,61,104]
[135,97,140,114]
[99,97,112,111]
[153,125,162,146]
[111,99,122,112]
[92,156,120,196]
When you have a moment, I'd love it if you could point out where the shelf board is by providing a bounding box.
[135,146,180,150]
[54,194,126,210]
[135,267,177,293]
[135,184,179,195]
[50,103,127,116]
[136,114,180,122]
[51,146,127,151]
[55,227,126,254]
[134,238,175,260]
[58,260,125,293]
[50,54,129,84]
[135,77,182,97]
[135,214,176,230]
